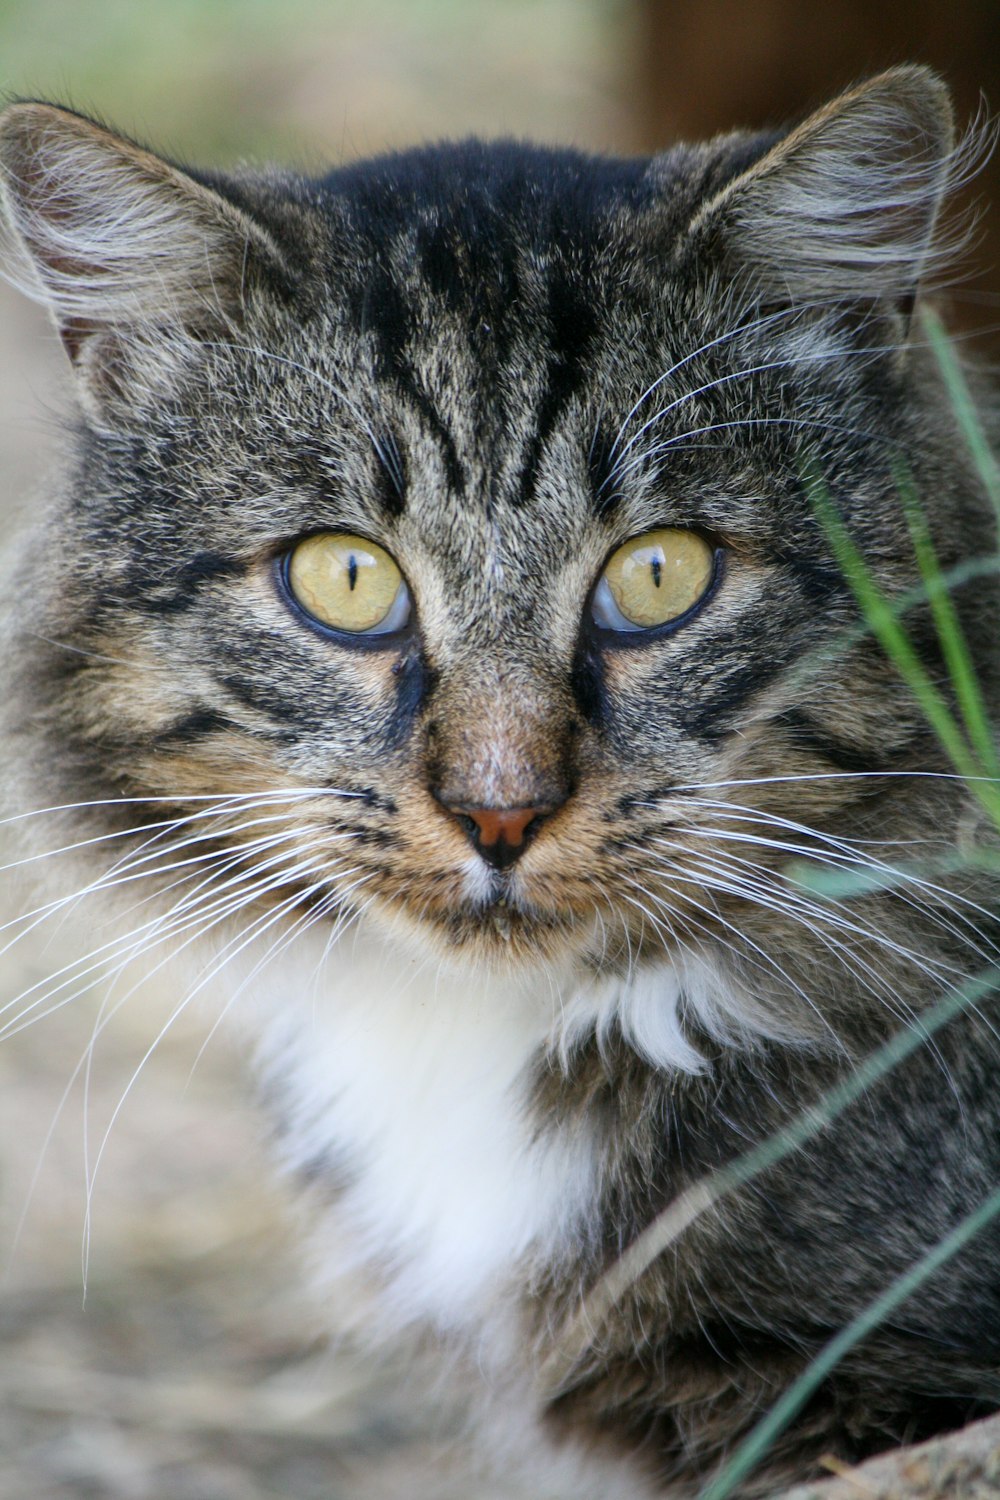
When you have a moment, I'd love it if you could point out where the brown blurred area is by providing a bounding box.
[633,0,1000,329]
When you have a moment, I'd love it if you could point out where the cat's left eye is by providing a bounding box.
[284,532,411,638]
[591,528,717,635]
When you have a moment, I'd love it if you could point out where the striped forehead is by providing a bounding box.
[309,146,656,524]
[336,272,605,525]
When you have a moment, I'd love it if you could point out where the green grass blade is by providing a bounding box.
[788,555,1000,704]
[921,305,1000,531]
[541,968,1000,1396]
[806,472,1000,825]
[896,465,1000,777]
[788,845,1000,900]
[698,1181,1000,1500]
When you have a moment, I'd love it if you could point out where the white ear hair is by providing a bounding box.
[0,103,280,391]
[692,66,990,306]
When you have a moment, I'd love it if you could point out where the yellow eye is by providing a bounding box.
[592,528,716,632]
[286,533,410,635]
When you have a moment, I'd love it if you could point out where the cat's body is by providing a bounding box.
[3,67,1000,1496]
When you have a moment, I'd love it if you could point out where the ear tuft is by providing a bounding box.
[0,103,280,412]
[692,66,989,307]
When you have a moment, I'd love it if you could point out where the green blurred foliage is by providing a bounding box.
[0,0,634,162]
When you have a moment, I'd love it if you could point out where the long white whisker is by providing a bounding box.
[610,344,874,475]
[8,829,363,1277]
[643,835,964,984]
[601,304,809,475]
[618,869,844,1049]
[186,870,376,1086]
[681,821,1000,964]
[610,414,881,494]
[674,770,997,792]
[81,863,338,1255]
[672,795,1000,940]
[0,785,365,833]
[0,824,331,1035]
[0,816,367,1053]
[631,836,976,1100]
[77,844,369,1275]
[0,789,362,957]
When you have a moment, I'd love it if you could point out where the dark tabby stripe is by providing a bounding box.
[151,708,237,745]
[126,551,245,617]
[773,707,887,774]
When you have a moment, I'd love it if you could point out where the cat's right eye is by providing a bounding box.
[283,533,411,638]
[591,528,718,635]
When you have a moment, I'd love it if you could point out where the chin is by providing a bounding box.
[365,882,590,972]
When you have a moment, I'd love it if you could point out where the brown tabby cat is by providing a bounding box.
[2,65,1000,1497]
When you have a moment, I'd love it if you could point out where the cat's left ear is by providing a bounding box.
[688,65,966,315]
[0,102,286,421]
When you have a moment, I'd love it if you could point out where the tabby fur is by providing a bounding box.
[2,66,1000,1497]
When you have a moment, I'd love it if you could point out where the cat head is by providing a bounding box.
[0,68,993,1063]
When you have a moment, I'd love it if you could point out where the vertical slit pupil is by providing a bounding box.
[651,554,662,588]
[348,554,358,590]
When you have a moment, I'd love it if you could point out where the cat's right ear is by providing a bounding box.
[686,66,976,317]
[0,102,284,423]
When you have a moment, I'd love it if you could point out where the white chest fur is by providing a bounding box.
[246,927,600,1338]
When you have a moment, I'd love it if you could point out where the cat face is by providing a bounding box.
[7,75,1000,1498]
[0,72,989,1015]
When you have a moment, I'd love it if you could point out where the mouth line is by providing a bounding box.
[433,884,569,940]
[473,884,579,938]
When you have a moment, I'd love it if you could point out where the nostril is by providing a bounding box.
[455,812,482,846]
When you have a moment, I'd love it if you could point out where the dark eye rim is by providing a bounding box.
[585,540,726,648]
[273,544,416,651]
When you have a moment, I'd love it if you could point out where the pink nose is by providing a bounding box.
[440,802,552,869]
[460,806,541,849]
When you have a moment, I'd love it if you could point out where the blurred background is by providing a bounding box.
[0,4,997,1498]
